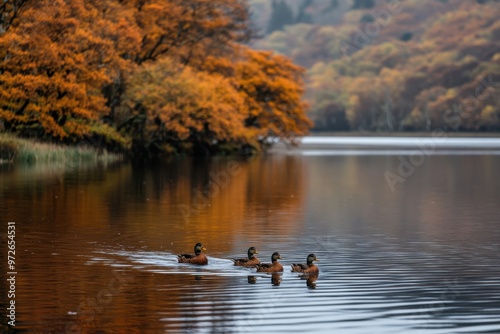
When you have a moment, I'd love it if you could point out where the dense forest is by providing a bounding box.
[251,0,500,131]
[1,0,499,158]
[0,0,311,156]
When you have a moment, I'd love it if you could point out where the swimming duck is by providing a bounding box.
[291,254,319,274]
[177,243,208,265]
[255,252,283,272]
[232,247,260,267]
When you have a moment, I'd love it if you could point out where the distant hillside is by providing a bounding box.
[250,0,500,132]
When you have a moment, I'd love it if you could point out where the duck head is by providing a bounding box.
[271,252,282,263]
[247,247,259,259]
[194,243,207,255]
[307,254,319,265]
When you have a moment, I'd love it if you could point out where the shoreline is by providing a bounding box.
[2,132,500,164]
[270,135,500,154]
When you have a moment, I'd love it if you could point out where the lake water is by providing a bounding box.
[1,136,500,333]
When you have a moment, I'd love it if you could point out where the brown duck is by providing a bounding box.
[291,254,319,274]
[232,247,260,267]
[255,252,283,273]
[177,243,208,265]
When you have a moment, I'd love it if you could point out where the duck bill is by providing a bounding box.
[202,246,207,251]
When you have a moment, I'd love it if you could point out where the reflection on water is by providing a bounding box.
[1,138,500,333]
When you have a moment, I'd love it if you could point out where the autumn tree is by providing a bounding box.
[134,0,251,66]
[0,0,136,146]
[117,0,311,154]
[0,0,29,33]
[0,0,312,154]
[104,0,253,131]
[119,58,251,155]
[119,46,312,154]
[234,47,312,144]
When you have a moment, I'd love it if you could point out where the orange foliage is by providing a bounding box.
[0,0,311,152]
[0,0,136,140]
[0,0,29,33]
[234,47,311,144]
[120,46,312,154]
[135,0,250,66]
[120,58,251,154]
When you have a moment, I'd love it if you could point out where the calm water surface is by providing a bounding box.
[1,137,500,333]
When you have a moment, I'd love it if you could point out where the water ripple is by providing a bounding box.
[81,238,500,334]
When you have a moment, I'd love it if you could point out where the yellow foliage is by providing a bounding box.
[480,105,498,128]
[121,58,250,151]
[346,95,361,127]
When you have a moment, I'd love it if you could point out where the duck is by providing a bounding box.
[291,254,319,274]
[177,243,208,265]
[255,252,283,272]
[232,247,260,267]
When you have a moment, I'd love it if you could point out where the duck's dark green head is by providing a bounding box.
[247,247,259,259]
[194,243,206,255]
[307,253,319,265]
[271,252,282,262]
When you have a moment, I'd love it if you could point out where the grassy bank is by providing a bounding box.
[0,133,123,165]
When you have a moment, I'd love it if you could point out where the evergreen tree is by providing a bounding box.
[296,0,314,24]
[351,0,375,9]
[267,0,294,34]
[326,0,339,12]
